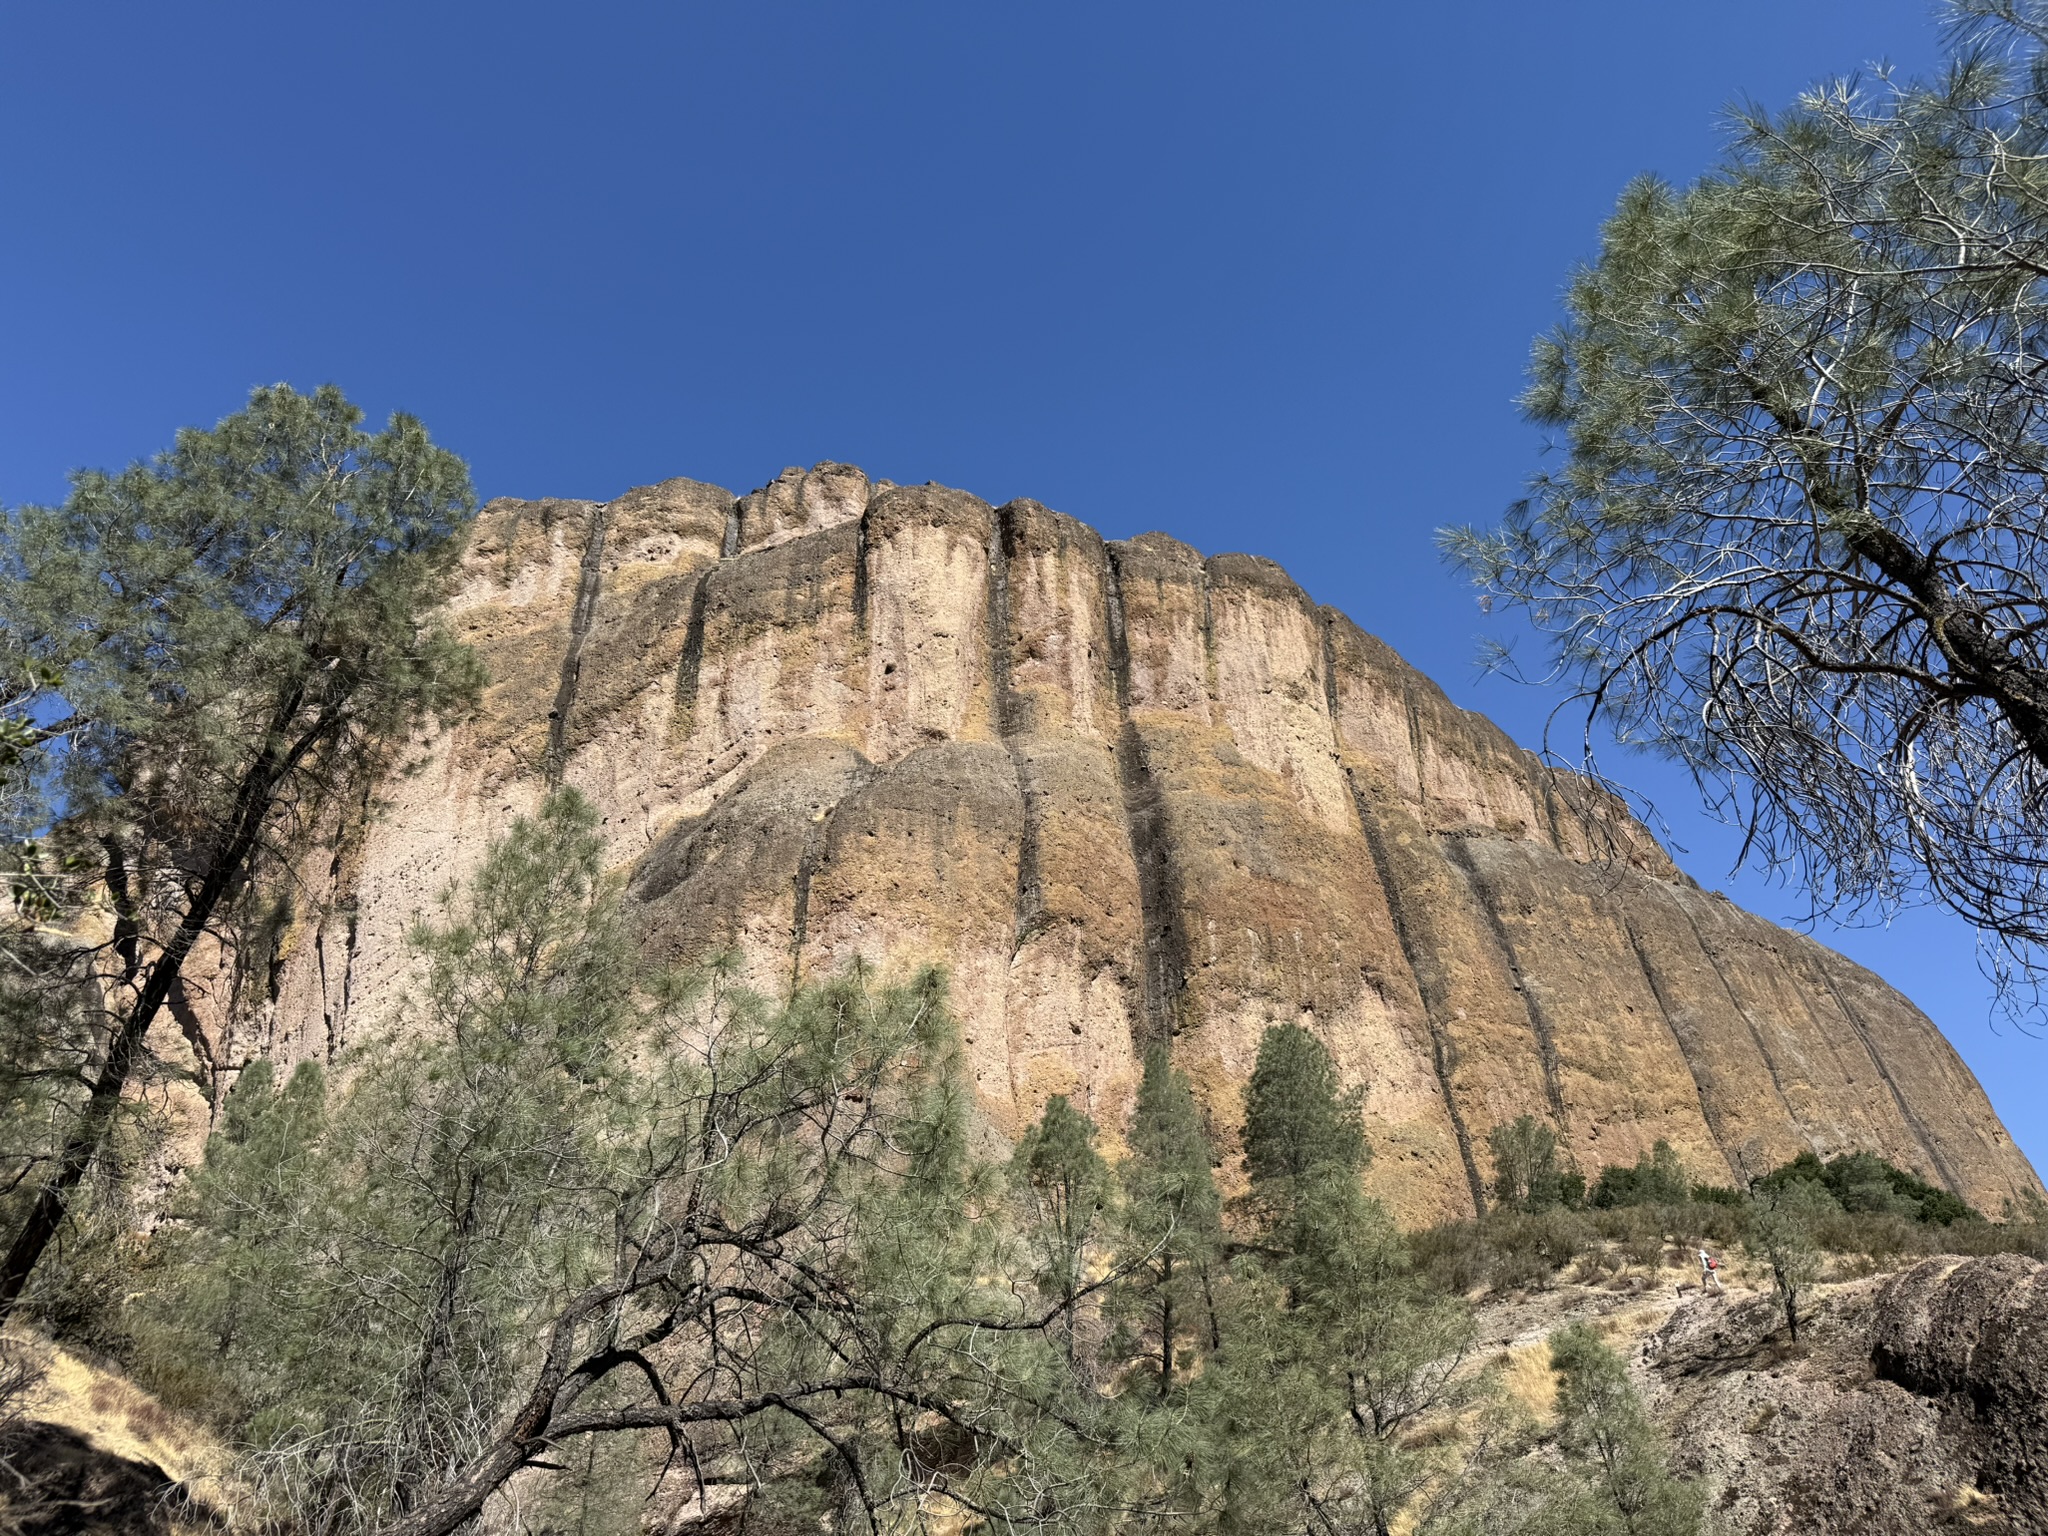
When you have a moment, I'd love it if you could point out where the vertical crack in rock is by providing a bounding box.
[544,500,612,786]
[264,929,287,1009]
[989,509,1044,951]
[1351,778,1489,1212]
[1105,547,1131,714]
[314,927,332,1062]
[787,760,878,993]
[672,570,711,735]
[1621,913,1737,1173]
[286,773,373,1071]
[1323,621,1486,1210]
[720,503,741,559]
[789,490,882,992]
[1320,613,1342,737]
[851,502,872,638]
[789,834,817,995]
[1442,838,1573,1137]
[1105,547,1190,1048]
[336,907,361,1059]
[1809,950,1966,1196]
[1200,568,1220,709]
[1117,733,1188,1047]
[1401,674,1429,821]
[1538,772,1566,854]
[1675,897,1803,1157]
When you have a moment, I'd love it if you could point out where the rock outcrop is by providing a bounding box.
[1648,1254,2048,1533]
[230,463,2040,1224]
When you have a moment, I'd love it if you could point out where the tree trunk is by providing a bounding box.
[1842,519,2048,772]
[1201,1261,1222,1351]
[0,695,332,1318]
[0,1009,152,1315]
[1158,1284,1175,1399]
[373,1441,532,1536]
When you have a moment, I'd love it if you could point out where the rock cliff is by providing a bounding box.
[237,463,2040,1224]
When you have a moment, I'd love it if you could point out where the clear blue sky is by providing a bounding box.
[6,2,2039,1180]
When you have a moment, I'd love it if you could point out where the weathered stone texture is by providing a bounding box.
[250,463,2040,1224]
[448,496,602,775]
[735,461,868,553]
[1870,1253,2048,1525]
[1447,838,1735,1184]
[1650,1254,2048,1532]
[863,485,1000,759]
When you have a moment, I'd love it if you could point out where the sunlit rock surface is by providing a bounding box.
[238,463,2041,1224]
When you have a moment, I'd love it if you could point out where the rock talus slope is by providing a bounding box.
[241,464,2040,1224]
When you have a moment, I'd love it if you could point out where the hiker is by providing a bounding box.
[1698,1247,1724,1293]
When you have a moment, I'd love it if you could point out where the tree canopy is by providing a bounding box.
[1445,1,2048,1013]
[143,793,1099,1536]
[0,384,480,1314]
[1241,1023,1368,1194]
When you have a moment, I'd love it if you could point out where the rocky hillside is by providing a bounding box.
[215,462,2039,1224]
[1459,1250,2048,1534]
[21,1251,2046,1533]
[1645,1253,2048,1533]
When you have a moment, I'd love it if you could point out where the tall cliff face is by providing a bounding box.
[243,463,2040,1223]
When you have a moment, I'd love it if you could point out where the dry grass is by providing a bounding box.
[1949,1481,2010,1528]
[1496,1342,1558,1424]
[6,1326,239,1514]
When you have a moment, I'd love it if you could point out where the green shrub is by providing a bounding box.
[1589,1141,1688,1208]
[1619,1228,1666,1275]
[1586,1205,1644,1243]
[1409,1220,1491,1295]
[1505,1211,1592,1288]
[1488,1115,1569,1212]
[1941,1213,2048,1260]
[1812,1209,1923,1267]
[1411,1188,2035,1313]
[1688,1201,1748,1249]
[1409,1210,1599,1295]
[1569,1244,1627,1286]
[1755,1151,1981,1226]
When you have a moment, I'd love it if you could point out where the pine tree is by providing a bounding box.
[130,1059,330,1420]
[1218,1025,1472,1536]
[1110,1047,1221,1397]
[1549,1324,1703,1536]
[1013,1094,1112,1365]
[1241,1023,1368,1229]
[137,792,1092,1536]
[0,385,481,1315]
[137,791,649,1518]
[1445,5,2048,1016]
[1414,1328,1701,1536]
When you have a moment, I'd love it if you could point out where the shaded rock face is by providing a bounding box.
[240,463,2040,1223]
[0,1421,186,1534]
[1648,1255,2048,1534]
[1871,1255,2048,1524]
